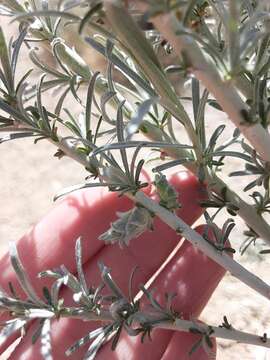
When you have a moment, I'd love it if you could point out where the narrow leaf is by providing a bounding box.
[126,98,157,140]
[85,72,100,136]
[75,238,88,295]
[79,2,103,34]
[85,37,156,96]
[9,242,45,306]
[0,319,27,347]
[11,27,27,75]
[0,27,13,94]
[53,182,107,201]
[0,132,35,143]
[66,327,108,356]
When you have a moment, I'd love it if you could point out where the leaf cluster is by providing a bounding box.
[0,240,184,359]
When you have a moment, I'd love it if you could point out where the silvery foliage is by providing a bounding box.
[0,240,179,359]
[99,206,154,247]
[154,173,180,211]
[0,0,270,357]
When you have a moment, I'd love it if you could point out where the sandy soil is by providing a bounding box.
[1,17,270,360]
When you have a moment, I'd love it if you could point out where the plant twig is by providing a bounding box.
[49,309,270,349]
[102,0,270,247]
[132,190,270,301]
[140,120,270,245]
[103,0,203,161]
[157,318,270,348]
[149,10,270,163]
[48,135,270,301]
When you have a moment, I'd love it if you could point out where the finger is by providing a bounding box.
[0,178,148,354]
[95,225,229,360]
[143,224,230,318]
[0,186,136,355]
[0,171,204,297]
[0,188,132,294]
[7,173,206,358]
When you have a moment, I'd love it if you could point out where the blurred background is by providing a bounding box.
[1,13,270,360]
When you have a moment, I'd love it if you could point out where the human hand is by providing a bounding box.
[0,171,226,359]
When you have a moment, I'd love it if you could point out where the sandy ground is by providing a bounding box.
[1,17,270,360]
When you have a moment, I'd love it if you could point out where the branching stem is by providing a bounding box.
[132,191,270,301]
[141,122,270,245]
[150,11,270,163]
[32,306,270,349]
[51,136,270,301]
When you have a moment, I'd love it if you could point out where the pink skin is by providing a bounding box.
[0,171,225,359]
